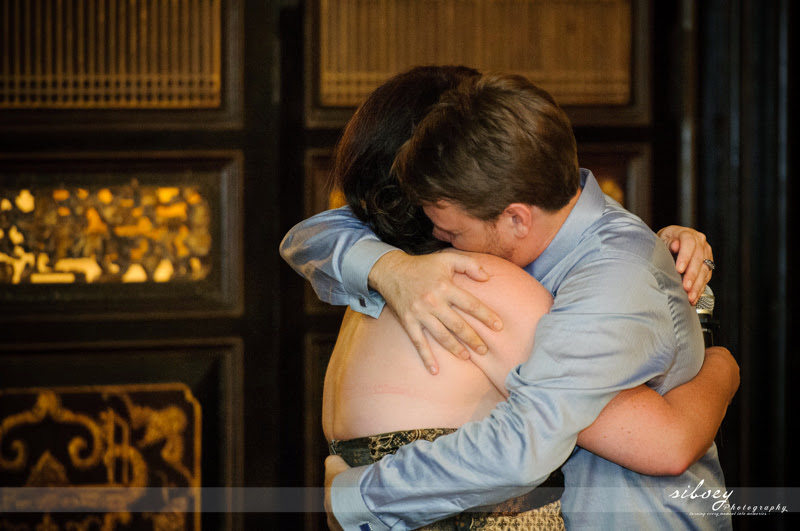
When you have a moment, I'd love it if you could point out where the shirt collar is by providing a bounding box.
[524,168,606,280]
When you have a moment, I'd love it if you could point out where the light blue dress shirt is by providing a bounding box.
[279,170,732,530]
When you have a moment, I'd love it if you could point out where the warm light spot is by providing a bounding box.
[53,189,70,201]
[30,272,76,283]
[132,207,143,217]
[0,228,4,239]
[15,190,35,212]
[190,233,212,255]
[0,198,12,211]
[76,188,89,199]
[97,188,113,204]
[36,253,51,273]
[157,187,180,203]
[329,189,347,209]
[156,202,188,220]
[186,191,202,204]
[0,248,35,283]
[85,208,108,234]
[122,264,148,283]
[130,239,149,262]
[141,193,156,207]
[189,256,209,280]
[8,226,24,245]
[149,227,167,241]
[598,178,625,205]
[119,198,135,208]
[114,217,154,237]
[58,206,71,216]
[53,257,103,283]
[174,225,190,257]
[153,259,175,282]
[107,262,120,274]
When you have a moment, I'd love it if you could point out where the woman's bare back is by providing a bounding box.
[323,252,553,441]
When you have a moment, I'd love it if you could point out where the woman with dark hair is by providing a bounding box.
[283,67,738,529]
[334,65,479,256]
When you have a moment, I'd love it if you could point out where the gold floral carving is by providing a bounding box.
[0,384,202,530]
[0,391,103,471]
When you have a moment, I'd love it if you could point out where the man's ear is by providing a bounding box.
[503,203,533,238]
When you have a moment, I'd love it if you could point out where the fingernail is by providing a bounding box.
[428,365,439,375]
[476,345,487,355]
[493,320,503,331]
[684,279,693,290]
[677,261,686,271]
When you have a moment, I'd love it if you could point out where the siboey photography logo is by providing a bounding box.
[669,480,789,517]
[668,479,733,512]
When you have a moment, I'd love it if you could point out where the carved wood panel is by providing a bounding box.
[307,0,650,127]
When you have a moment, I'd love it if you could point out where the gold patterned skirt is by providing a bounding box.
[329,428,565,531]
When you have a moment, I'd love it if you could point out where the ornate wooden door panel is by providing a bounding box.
[0,1,280,529]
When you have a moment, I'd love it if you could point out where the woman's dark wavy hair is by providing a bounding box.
[333,65,480,255]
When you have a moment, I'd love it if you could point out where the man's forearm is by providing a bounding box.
[279,206,397,314]
[659,346,739,470]
[576,346,739,476]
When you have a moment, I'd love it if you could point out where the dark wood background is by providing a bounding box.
[0,1,794,530]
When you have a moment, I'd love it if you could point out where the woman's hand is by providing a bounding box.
[657,226,715,305]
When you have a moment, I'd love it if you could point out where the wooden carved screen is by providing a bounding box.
[0,153,242,317]
[0,384,202,529]
[0,0,275,529]
[0,0,222,109]
[307,0,649,127]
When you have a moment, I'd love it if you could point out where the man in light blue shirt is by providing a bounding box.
[282,74,730,530]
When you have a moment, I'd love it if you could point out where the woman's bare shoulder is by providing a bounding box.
[443,250,552,305]
[442,252,551,382]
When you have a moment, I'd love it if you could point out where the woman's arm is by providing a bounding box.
[577,347,739,476]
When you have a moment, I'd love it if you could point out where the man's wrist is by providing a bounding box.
[368,249,407,293]
[342,239,398,317]
[332,466,391,531]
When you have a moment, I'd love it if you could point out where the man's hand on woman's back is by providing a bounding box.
[368,250,503,375]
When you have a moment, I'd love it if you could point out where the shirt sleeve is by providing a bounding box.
[347,258,678,529]
[278,206,398,317]
[332,467,392,530]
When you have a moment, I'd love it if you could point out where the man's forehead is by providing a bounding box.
[423,201,488,236]
[423,200,462,223]
[422,199,469,216]
[423,199,455,209]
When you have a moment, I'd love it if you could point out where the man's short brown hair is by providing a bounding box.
[394,73,580,220]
